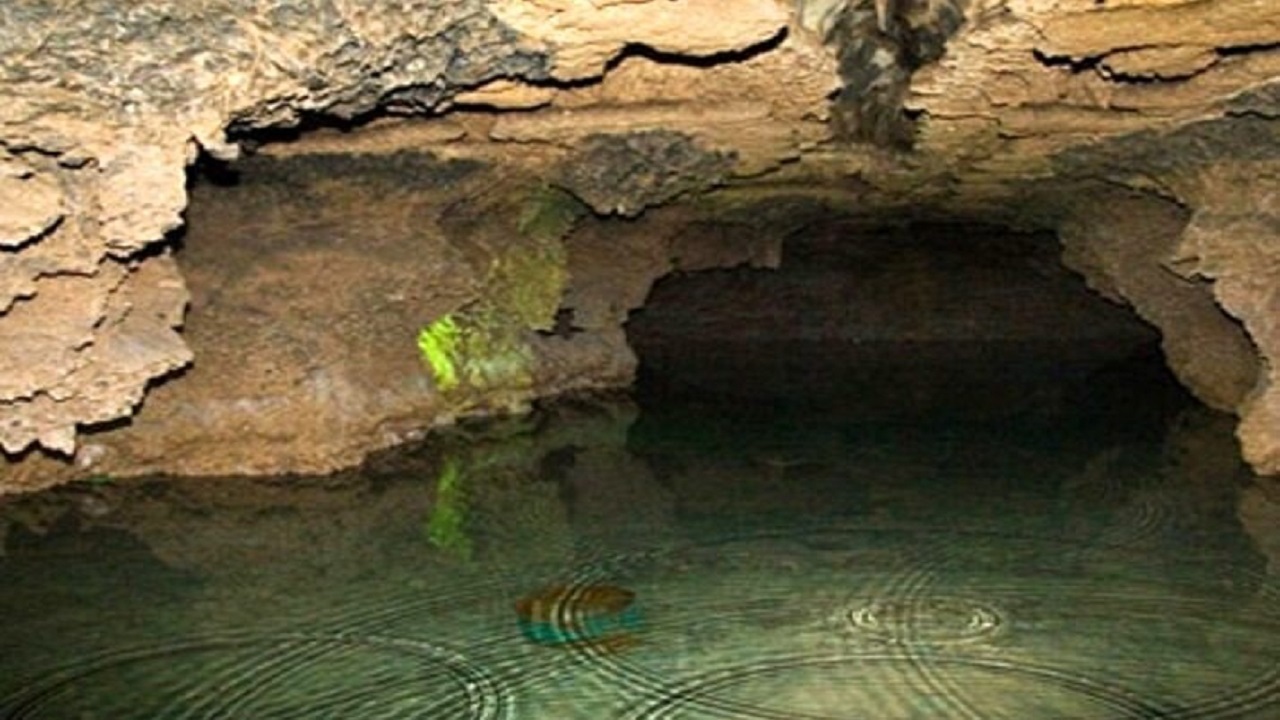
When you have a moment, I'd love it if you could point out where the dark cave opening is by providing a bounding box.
[624,219,1193,437]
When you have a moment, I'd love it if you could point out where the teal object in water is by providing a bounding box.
[515,585,641,646]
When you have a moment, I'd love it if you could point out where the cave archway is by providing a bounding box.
[626,217,1185,417]
[622,216,1200,469]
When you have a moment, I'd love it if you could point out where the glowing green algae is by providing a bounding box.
[415,184,584,401]
[417,314,462,391]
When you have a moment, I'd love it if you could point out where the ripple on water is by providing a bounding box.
[0,633,510,720]
[1085,490,1176,553]
[624,653,1174,720]
[844,596,1007,647]
[521,527,1279,720]
[1172,665,1280,720]
[507,529,953,709]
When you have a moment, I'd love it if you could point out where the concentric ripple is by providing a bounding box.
[1087,489,1176,552]
[0,632,509,720]
[845,596,1007,647]
[515,528,1279,720]
[624,653,1174,720]
[505,529,963,712]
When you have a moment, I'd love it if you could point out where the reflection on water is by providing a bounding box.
[1,356,1278,719]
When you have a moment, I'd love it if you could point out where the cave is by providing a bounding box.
[1,1,1278,716]
[625,219,1176,420]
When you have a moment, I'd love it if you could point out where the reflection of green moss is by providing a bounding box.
[426,457,472,559]
[417,314,462,390]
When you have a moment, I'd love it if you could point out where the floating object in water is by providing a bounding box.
[514,584,641,647]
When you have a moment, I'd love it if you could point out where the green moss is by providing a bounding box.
[456,308,534,390]
[416,185,580,402]
[496,185,579,330]
[426,457,472,559]
[418,309,534,396]
[489,243,568,330]
[517,185,586,243]
[417,314,462,390]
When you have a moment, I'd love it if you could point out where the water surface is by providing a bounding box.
[1,352,1277,719]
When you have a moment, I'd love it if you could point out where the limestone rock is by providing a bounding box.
[1172,166,1280,475]
[96,141,192,257]
[452,79,558,109]
[1038,2,1280,60]
[1059,194,1260,415]
[489,0,788,78]
[556,131,736,216]
[905,0,1280,209]
[1053,114,1280,475]
[0,256,190,456]
[0,0,560,463]
[0,166,63,249]
[0,217,102,314]
[1100,45,1219,81]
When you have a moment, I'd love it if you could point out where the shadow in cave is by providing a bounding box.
[624,220,1197,479]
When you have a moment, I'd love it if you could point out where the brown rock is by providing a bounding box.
[490,0,788,78]
[1170,165,1280,474]
[0,168,63,250]
[1100,45,1219,81]
[1060,193,1260,414]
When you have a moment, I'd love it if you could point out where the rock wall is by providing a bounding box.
[1058,194,1258,414]
[0,0,559,464]
[25,149,783,481]
[0,0,807,489]
[1,0,1278,488]
[1176,164,1280,476]
[1056,114,1280,474]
